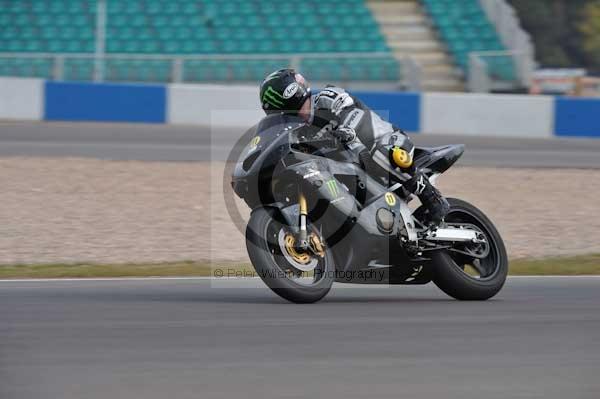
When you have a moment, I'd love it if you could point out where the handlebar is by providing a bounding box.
[290,126,340,150]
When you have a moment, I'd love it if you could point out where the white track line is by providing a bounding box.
[508,275,600,278]
[0,276,225,283]
[1,276,600,283]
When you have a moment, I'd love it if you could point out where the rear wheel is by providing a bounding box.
[246,207,335,303]
[417,198,508,300]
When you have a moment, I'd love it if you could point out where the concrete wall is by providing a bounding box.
[1,78,599,138]
[0,77,44,120]
[421,93,554,138]
[168,84,263,127]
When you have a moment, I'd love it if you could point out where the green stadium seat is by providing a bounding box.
[423,0,517,81]
[1,0,398,83]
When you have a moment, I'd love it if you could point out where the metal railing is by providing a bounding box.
[0,52,422,90]
[476,0,536,92]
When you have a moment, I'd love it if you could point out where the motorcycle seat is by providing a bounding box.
[414,144,465,173]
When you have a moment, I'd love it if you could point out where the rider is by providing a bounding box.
[259,68,449,225]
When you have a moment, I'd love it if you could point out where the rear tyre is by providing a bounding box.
[418,198,508,301]
[246,207,335,303]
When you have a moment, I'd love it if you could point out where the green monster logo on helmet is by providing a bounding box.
[262,86,285,109]
[260,69,311,114]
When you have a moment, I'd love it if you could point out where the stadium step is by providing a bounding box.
[409,51,453,65]
[388,40,444,53]
[422,78,465,92]
[375,14,427,26]
[368,0,421,13]
[422,63,461,79]
[381,26,436,41]
[367,0,464,91]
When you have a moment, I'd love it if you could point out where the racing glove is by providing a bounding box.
[331,126,357,143]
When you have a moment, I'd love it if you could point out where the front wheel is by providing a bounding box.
[245,207,335,303]
[418,198,509,300]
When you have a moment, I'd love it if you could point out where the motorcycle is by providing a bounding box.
[231,115,508,303]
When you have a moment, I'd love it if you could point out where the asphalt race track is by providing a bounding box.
[1,121,600,168]
[1,122,599,398]
[1,277,599,399]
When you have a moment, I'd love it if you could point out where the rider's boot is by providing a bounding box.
[404,171,450,226]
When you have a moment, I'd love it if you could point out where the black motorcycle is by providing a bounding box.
[231,116,508,303]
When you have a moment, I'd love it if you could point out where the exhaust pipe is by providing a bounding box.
[424,228,481,243]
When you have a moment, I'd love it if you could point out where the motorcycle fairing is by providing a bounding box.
[283,158,419,274]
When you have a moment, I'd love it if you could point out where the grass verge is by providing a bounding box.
[509,254,600,275]
[0,261,253,279]
[0,254,599,279]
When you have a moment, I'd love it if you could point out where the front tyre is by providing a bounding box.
[245,207,335,303]
[426,198,508,300]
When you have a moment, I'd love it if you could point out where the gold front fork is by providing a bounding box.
[298,191,308,216]
[296,190,325,258]
[298,190,308,246]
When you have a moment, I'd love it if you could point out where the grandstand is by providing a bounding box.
[0,0,528,91]
[421,0,515,82]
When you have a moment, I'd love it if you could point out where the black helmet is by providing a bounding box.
[259,68,311,114]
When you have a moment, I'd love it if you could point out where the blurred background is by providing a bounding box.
[1,0,600,261]
[0,0,599,266]
[0,0,598,95]
[1,3,600,399]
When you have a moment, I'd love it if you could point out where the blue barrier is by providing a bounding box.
[352,91,420,132]
[554,97,600,137]
[44,81,166,123]
[10,79,597,138]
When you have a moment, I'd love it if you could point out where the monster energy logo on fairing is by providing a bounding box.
[326,179,339,198]
[262,86,285,109]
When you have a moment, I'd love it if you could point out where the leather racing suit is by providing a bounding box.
[309,86,449,224]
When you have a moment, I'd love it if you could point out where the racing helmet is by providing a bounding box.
[259,69,311,114]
